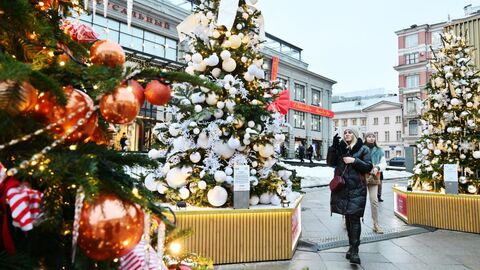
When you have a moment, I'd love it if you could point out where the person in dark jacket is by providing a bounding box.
[298,143,305,163]
[307,145,314,163]
[327,127,373,265]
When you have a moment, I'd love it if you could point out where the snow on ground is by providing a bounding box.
[280,162,413,188]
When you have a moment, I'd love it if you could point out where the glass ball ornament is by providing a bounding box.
[459,176,468,184]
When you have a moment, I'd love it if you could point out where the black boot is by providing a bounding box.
[345,215,352,260]
[349,216,362,264]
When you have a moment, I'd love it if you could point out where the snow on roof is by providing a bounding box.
[332,96,400,113]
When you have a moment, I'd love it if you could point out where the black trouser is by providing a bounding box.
[345,214,362,253]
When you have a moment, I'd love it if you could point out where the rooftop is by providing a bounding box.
[332,95,400,113]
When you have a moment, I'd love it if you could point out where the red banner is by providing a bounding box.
[271,56,279,81]
[289,101,335,118]
[394,192,408,220]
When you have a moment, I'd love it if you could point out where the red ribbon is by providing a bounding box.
[267,90,290,115]
[0,177,21,254]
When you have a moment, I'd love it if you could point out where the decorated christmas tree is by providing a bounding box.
[413,30,480,195]
[0,0,213,269]
[145,0,299,207]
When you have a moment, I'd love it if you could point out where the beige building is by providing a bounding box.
[332,95,403,160]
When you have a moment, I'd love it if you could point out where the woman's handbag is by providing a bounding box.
[366,171,381,185]
[329,166,348,192]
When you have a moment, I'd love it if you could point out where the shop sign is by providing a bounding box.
[394,191,408,220]
[289,101,334,118]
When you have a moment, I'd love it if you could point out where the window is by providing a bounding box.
[278,78,289,90]
[432,31,442,47]
[406,75,419,89]
[385,150,390,159]
[405,53,419,64]
[293,111,305,129]
[396,116,402,123]
[352,119,357,125]
[333,120,338,127]
[385,131,390,142]
[396,131,402,141]
[396,150,402,157]
[409,120,418,135]
[312,89,322,106]
[312,115,321,131]
[405,33,418,48]
[360,118,366,126]
[374,132,379,139]
[384,117,390,125]
[373,118,378,125]
[294,83,306,102]
[342,119,348,127]
[406,97,418,114]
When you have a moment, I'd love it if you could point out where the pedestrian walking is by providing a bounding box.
[364,132,387,234]
[307,145,314,163]
[298,143,305,163]
[327,127,372,265]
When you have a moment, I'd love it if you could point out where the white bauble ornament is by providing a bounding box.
[213,142,235,159]
[270,195,281,206]
[251,161,258,167]
[227,136,241,149]
[217,101,225,109]
[194,105,203,112]
[242,12,249,19]
[207,186,228,207]
[184,54,192,62]
[179,187,190,200]
[249,195,260,206]
[248,121,255,128]
[460,154,466,159]
[226,176,234,184]
[459,176,468,184]
[205,53,219,66]
[250,169,257,175]
[214,170,227,183]
[197,132,209,148]
[213,109,224,119]
[467,102,473,107]
[259,192,272,204]
[259,144,275,158]
[212,30,221,38]
[211,68,221,78]
[162,163,171,174]
[166,166,192,188]
[193,61,207,72]
[434,149,441,155]
[241,56,248,63]
[193,128,200,135]
[225,167,233,176]
[222,58,237,72]
[168,126,180,137]
[192,53,203,64]
[415,168,422,174]
[189,152,201,163]
[220,50,231,60]
[244,134,251,140]
[225,100,236,113]
[229,35,242,49]
[468,185,477,194]
[198,180,207,190]
[148,149,162,159]
[236,23,243,30]
[144,173,158,191]
[450,98,460,106]
[421,149,430,155]
[243,139,251,145]
[225,31,231,37]
[206,92,218,105]
[250,176,258,186]
[473,151,480,159]
[157,183,168,194]
[243,72,255,82]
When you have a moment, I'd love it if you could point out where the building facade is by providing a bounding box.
[262,34,336,160]
[81,0,335,156]
[332,96,404,160]
[394,22,445,147]
[449,13,480,68]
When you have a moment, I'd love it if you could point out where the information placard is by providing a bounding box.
[444,164,458,182]
[234,165,250,191]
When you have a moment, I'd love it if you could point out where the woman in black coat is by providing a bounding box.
[327,127,372,265]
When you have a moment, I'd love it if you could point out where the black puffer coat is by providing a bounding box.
[327,139,373,217]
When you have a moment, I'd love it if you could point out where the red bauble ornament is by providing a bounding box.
[100,85,141,124]
[35,86,98,142]
[90,40,125,68]
[0,80,38,115]
[144,80,171,106]
[128,80,145,105]
[78,193,144,261]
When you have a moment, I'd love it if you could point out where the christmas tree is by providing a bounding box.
[413,30,480,195]
[0,0,213,269]
[145,0,299,207]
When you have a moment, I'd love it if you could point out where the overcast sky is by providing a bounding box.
[256,0,479,95]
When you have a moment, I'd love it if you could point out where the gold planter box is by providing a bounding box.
[170,196,303,264]
[393,186,480,233]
